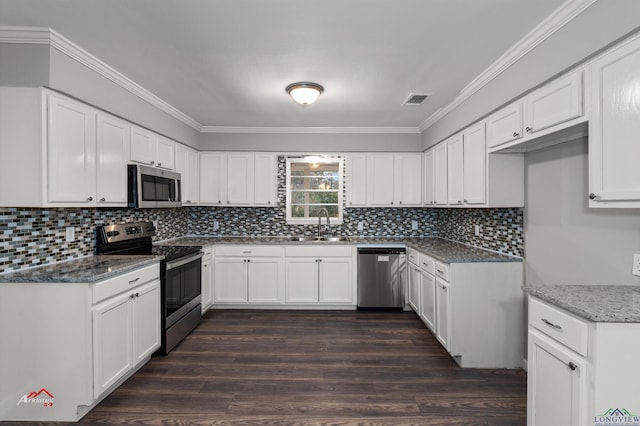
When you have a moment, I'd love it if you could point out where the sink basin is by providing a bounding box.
[288,236,350,242]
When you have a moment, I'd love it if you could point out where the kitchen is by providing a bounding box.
[1,0,640,424]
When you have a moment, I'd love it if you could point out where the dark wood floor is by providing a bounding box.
[78,310,527,425]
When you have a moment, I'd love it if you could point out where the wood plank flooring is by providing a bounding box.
[70,310,527,425]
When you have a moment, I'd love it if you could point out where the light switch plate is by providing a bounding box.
[357,221,364,231]
[474,225,481,236]
[633,253,640,277]
[65,227,75,242]
[411,220,418,230]
[213,220,219,232]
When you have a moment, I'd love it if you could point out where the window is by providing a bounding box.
[286,157,343,224]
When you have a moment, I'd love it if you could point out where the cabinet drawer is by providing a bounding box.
[407,248,419,265]
[419,254,435,274]
[285,245,353,257]
[93,264,160,304]
[434,261,450,281]
[529,296,589,356]
[215,245,284,257]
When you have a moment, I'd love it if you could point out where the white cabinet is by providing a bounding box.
[92,266,161,399]
[418,253,436,334]
[200,246,213,313]
[129,126,175,170]
[435,276,451,351]
[462,123,487,205]
[254,153,277,206]
[422,149,435,205]
[47,93,96,204]
[175,145,199,205]
[347,154,367,207]
[407,262,421,313]
[394,154,422,206]
[589,35,640,207]
[199,152,276,207]
[367,154,395,206]
[487,70,585,153]
[433,143,448,205]
[213,245,284,305]
[284,245,355,306]
[96,113,129,206]
[446,134,464,206]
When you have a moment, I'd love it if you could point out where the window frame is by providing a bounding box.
[285,157,344,225]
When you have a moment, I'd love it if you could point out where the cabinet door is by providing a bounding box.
[96,113,128,206]
[285,258,319,303]
[47,94,95,204]
[394,154,422,206]
[486,102,523,148]
[435,278,451,351]
[319,258,353,303]
[423,149,435,205]
[129,126,156,166]
[213,258,248,303]
[347,155,367,207]
[527,329,586,426]
[526,71,582,135]
[175,145,199,205]
[201,255,213,313]
[420,270,436,333]
[367,154,395,206]
[254,153,277,206]
[199,152,227,205]
[248,258,283,304]
[227,153,254,205]
[462,123,486,205]
[408,264,421,313]
[433,143,448,205]
[447,135,464,206]
[132,281,161,365]
[92,292,133,399]
[589,38,640,205]
[155,136,175,170]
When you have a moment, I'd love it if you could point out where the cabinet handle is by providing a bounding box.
[390,201,394,205]
[87,196,93,201]
[268,201,271,205]
[541,318,562,330]
[150,160,155,165]
[100,197,106,202]
[588,193,597,200]
[525,126,532,133]
[218,200,222,204]
[186,200,191,203]
[157,162,162,167]
[135,292,140,297]
[247,259,251,263]
[399,201,402,205]
[130,294,135,299]
[458,200,463,204]
[128,277,140,285]
[463,199,468,203]
[204,264,208,268]
[227,200,230,204]
[512,132,520,138]
[436,269,444,274]
[568,362,577,371]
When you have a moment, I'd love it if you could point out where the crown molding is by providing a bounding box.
[417,0,599,132]
[0,26,202,132]
[200,126,421,134]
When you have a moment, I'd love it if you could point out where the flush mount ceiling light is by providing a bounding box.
[286,82,324,105]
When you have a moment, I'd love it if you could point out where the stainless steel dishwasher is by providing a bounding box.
[357,247,406,309]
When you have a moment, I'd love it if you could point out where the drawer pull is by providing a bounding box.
[541,318,562,330]
[436,269,444,274]
[568,362,577,371]
[128,277,140,285]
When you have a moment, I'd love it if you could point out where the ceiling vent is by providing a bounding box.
[402,92,431,106]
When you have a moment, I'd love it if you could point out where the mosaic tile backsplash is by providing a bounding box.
[0,205,523,274]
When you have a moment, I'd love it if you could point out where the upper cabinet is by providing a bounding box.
[199,152,277,207]
[130,127,175,171]
[96,113,129,206]
[175,144,199,205]
[589,35,640,208]
[348,153,421,207]
[487,70,586,153]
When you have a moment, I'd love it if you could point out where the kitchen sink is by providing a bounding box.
[288,236,350,242]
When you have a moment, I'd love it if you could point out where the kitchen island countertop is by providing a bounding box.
[0,255,162,284]
[158,236,521,264]
[523,284,640,322]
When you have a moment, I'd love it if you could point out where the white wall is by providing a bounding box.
[199,132,422,152]
[524,137,640,286]
[422,1,640,149]
[0,44,49,87]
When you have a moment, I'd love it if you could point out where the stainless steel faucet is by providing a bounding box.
[317,208,330,237]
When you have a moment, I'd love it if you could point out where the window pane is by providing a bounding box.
[287,158,343,223]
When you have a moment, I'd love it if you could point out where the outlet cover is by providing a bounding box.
[357,221,364,231]
[213,220,219,232]
[633,254,640,277]
[411,220,418,230]
[65,227,75,242]
[474,225,480,236]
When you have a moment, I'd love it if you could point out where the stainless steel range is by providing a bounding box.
[96,222,203,355]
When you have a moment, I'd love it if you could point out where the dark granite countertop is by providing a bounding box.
[0,255,162,284]
[523,285,640,322]
[158,236,521,264]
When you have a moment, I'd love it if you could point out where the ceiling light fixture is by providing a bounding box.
[286,82,324,105]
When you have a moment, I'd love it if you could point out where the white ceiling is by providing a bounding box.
[0,0,567,130]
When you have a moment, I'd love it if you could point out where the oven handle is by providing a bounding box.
[165,251,204,271]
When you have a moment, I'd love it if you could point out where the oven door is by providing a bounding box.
[164,251,203,328]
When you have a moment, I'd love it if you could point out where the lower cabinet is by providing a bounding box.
[434,277,451,352]
[407,262,421,313]
[419,269,436,333]
[201,246,213,313]
[213,245,284,305]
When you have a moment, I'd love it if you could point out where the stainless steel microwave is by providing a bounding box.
[128,164,182,208]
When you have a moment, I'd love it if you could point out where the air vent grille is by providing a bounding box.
[402,92,431,106]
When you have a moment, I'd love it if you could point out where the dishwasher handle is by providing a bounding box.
[358,248,406,255]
